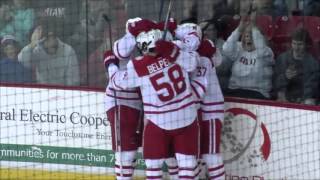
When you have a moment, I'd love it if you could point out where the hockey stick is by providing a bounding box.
[136,97,144,134]
[103,14,123,177]
[158,0,165,21]
[162,0,173,40]
[103,14,113,50]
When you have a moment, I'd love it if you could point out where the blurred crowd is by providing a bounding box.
[0,0,319,105]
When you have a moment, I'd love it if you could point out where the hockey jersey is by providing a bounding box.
[109,51,199,130]
[174,31,225,121]
[104,33,142,112]
[196,40,224,121]
[196,56,224,121]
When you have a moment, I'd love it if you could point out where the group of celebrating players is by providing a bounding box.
[103,17,225,180]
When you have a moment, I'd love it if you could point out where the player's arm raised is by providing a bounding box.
[112,18,143,60]
[113,33,136,60]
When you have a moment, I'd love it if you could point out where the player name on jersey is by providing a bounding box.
[147,58,170,74]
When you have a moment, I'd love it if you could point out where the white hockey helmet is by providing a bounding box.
[136,29,162,54]
[175,23,202,40]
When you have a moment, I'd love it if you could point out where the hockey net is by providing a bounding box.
[0,0,320,179]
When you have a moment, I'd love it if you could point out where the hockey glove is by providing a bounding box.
[126,17,142,35]
[155,40,180,63]
[197,39,216,59]
[127,19,157,37]
[103,50,119,70]
[157,18,177,35]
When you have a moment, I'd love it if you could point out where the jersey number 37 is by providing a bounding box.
[150,64,187,102]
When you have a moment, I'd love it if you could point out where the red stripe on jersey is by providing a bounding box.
[191,84,201,99]
[132,55,171,77]
[200,109,224,113]
[179,176,195,179]
[146,168,162,171]
[208,164,224,172]
[115,41,130,59]
[210,171,225,179]
[115,173,133,177]
[146,176,163,179]
[108,87,139,93]
[144,93,192,107]
[167,165,179,169]
[106,94,141,100]
[200,101,224,105]
[145,101,195,114]
[192,79,206,93]
[169,171,179,175]
[215,120,222,153]
[209,120,213,153]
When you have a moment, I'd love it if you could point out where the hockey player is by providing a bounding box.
[172,22,226,180]
[105,26,201,179]
[197,39,225,180]
[103,18,155,179]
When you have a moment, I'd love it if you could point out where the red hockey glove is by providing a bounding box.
[197,39,216,59]
[103,50,119,70]
[128,19,157,37]
[155,40,180,62]
[157,18,177,35]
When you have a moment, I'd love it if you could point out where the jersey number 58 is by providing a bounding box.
[150,64,187,102]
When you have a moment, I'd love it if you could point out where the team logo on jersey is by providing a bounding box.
[221,108,271,167]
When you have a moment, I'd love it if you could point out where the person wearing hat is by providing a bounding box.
[0,34,32,83]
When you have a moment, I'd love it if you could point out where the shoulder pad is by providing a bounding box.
[132,55,159,77]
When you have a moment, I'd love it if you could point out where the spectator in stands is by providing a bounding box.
[222,12,274,99]
[34,0,82,40]
[0,35,32,83]
[274,28,319,105]
[18,24,80,86]
[0,0,35,46]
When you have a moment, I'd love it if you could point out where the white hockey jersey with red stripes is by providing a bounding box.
[109,51,199,130]
[173,28,225,121]
[195,55,224,121]
[104,33,142,112]
[104,60,143,112]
